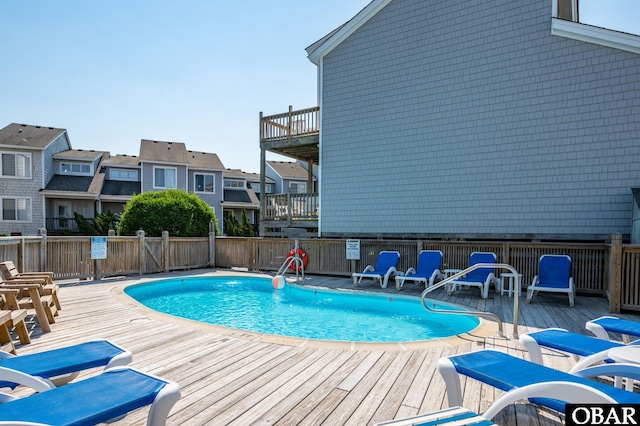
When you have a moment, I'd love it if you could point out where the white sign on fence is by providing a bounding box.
[346,239,360,260]
[91,237,107,259]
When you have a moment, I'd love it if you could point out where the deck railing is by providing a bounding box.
[264,193,319,221]
[260,106,319,142]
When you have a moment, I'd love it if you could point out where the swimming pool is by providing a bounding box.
[124,276,480,343]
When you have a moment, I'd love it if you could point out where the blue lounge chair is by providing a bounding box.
[394,250,443,291]
[0,339,131,390]
[437,349,640,414]
[375,381,617,426]
[586,316,640,343]
[0,366,180,425]
[447,252,499,299]
[526,254,575,306]
[519,328,640,371]
[352,251,400,289]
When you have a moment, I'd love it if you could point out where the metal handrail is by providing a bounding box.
[420,263,520,338]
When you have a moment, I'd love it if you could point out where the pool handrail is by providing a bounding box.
[420,263,520,338]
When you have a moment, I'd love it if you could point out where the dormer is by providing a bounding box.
[53,149,105,177]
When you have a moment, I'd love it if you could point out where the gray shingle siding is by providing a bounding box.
[43,133,71,185]
[319,0,640,239]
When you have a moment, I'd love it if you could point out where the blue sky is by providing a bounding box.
[1,1,638,173]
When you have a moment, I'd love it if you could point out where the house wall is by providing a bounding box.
[43,133,70,185]
[187,169,224,229]
[140,163,187,192]
[265,167,283,193]
[319,0,640,240]
[0,133,70,235]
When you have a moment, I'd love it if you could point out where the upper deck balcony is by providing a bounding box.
[259,106,319,163]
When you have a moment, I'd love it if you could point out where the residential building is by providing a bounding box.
[139,139,225,232]
[222,169,273,234]
[0,123,72,235]
[42,149,107,232]
[298,0,640,241]
[99,154,141,215]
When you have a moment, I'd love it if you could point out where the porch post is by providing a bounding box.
[209,221,216,268]
[137,230,145,276]
[609,233,622,313]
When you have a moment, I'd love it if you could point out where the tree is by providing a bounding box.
[117,189,219,237]
[240,208,255,237]
[224,208,255,237]
[74,211,118,235]
[224,212,241,236]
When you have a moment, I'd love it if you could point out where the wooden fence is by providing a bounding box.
[2,232,640,313]
[0,229,214,281]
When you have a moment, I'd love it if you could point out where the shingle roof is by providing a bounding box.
[187,150,225,170]
[223,187,260,206]
[139,139,189,164]
[224,168,273,184]
[53,149,105,161]
[101,180,141,196]
[102,154,140,167]
[42,174,104,197]
[0,123,67,150]
[267,161,314,180]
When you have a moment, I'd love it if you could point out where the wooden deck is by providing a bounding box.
[10,269,640,425]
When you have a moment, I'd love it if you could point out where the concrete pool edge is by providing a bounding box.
[111,270,499,351]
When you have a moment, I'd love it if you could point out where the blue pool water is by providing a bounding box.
[124,276,480,343]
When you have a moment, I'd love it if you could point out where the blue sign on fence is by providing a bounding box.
[91,237,107,259]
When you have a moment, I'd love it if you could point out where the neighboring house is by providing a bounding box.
[222,168,274,233]
[41,149,107,232]
[99,154,141,215]
[139,140,225,233]
[304,0,640,241]
[266,161,316,194]
[0,123,72,235]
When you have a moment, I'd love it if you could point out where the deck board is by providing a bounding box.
[7,269,639,425]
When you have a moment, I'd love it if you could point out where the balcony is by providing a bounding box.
[262,193,318,235]
[260,106,319,163]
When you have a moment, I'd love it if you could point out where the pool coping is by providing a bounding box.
[111,270,499,351]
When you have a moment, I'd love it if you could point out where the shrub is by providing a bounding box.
[117,189,219,237]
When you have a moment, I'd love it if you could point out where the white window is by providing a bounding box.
[110,168,138,181]
[195,173,215,193]
[60,162,91,175]
[1,197,31,222]
[289,182,307,193]
[1,152,31,178]
[154,167,177,189]
[224,179,244,189]
[265,183,274,194]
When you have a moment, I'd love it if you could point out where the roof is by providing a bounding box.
[102,154,140,167]
[101,180,141,197]
[267,161,315,180]
[41,173,104,198]
[224,168,273,184]
[139,139,189,164]
[187,150,225,170]
[223,187,260,207]
[306,0,391,65]
[53,149,105,161]
[0,123,67,150]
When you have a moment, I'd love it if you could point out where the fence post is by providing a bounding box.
[38,228,47,272]
[609,234,622,313]
[209,221,216,268]
[137,230,145,275]
[17,236,25,272]
[162,231,170,273]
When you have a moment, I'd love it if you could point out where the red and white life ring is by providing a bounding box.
[286,248,309,272]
